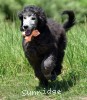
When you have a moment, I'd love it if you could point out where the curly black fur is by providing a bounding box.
[18,5,75,86]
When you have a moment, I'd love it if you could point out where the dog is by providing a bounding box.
[18,5,75,86]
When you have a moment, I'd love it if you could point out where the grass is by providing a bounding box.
[1,0,87,23]
[0,21,87,100]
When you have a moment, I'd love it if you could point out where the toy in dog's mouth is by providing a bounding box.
[22,29,40,43]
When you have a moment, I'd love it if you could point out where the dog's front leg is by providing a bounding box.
[41,53,56,80]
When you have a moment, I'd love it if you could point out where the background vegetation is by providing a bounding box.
[0,0,87,22]
[0,0,87,100]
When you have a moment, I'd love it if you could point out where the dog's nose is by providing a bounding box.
[32,17,36,20]
[23,26,28,29]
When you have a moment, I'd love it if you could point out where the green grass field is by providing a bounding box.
[0,21,87,100]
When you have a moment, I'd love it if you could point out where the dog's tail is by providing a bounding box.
[62,10,75,31]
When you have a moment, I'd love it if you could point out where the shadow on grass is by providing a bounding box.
[35,72,79,95]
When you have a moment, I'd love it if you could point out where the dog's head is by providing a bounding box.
[18,5,47,37]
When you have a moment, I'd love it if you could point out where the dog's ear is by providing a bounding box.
[17,11,23,20]
[37,10,47,28]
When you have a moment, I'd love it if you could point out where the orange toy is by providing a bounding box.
[22,30,40,43]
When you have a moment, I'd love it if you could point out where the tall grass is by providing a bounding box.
[0,21,32,76]
[0,0,87,22]
[0,21,87,100]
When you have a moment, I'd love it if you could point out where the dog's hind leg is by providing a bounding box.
[53,51,65,77]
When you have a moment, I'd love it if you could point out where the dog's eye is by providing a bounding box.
[28,14,31,17]
[23,17,26,19]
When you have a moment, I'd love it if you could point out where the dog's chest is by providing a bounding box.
[22,36,54,66]
[23,41,51,61]
[24,43,49,57]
